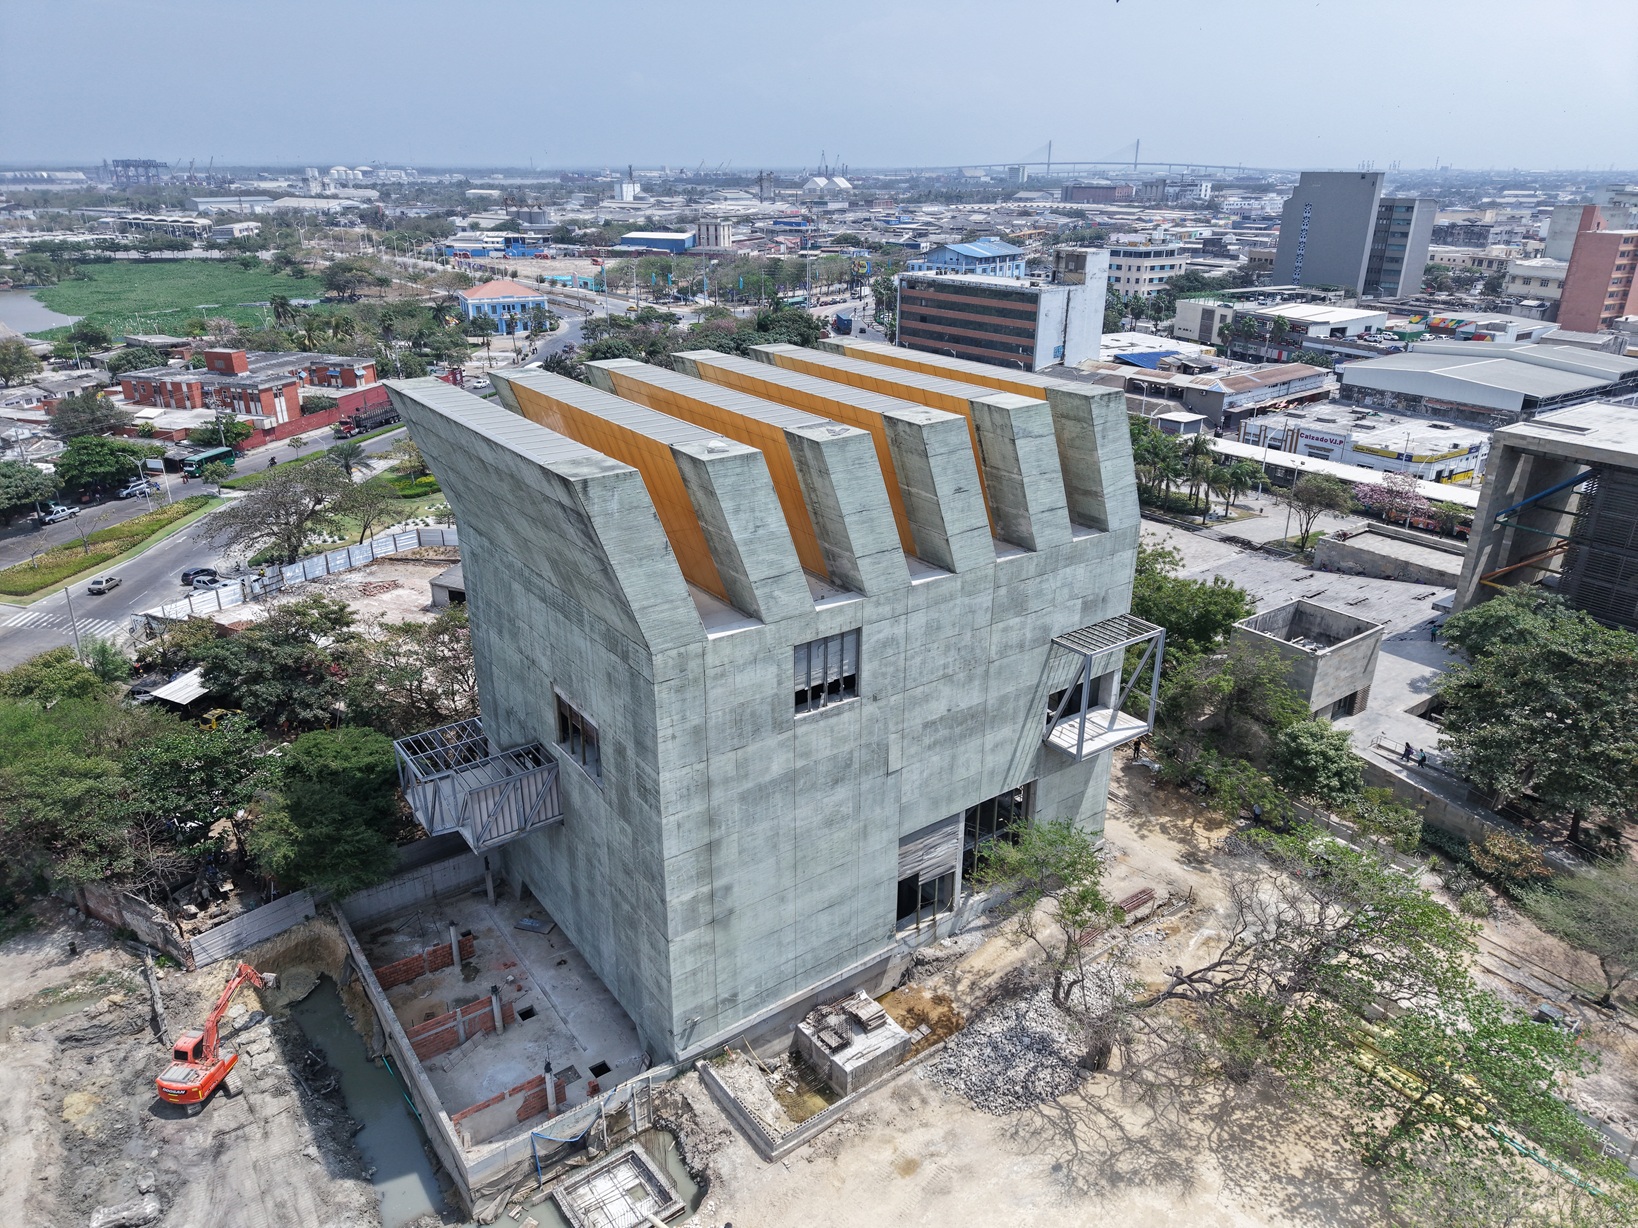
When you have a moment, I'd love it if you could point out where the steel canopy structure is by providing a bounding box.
[394,717,562,852]
[1044,614,1165,761]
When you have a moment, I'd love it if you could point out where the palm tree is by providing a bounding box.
[326,440,370,478]
[270,294,297,328]
[1182,432,1216,515]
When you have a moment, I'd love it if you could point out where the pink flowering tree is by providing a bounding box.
[1356,471,1431,525]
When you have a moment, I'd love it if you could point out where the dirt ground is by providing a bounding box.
[659,763,1638,1228]
[0,906,383,1228]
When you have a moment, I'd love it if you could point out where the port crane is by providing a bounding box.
[154,961,277,1111]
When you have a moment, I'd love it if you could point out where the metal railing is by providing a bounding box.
[394,717,562,852]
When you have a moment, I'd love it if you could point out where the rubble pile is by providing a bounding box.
[923,984,1086,1114]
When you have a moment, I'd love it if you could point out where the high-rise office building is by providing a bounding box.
[1558,205,1638,332]
[1273,171,1435,296]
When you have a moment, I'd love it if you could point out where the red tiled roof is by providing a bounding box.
[459,279,547,300]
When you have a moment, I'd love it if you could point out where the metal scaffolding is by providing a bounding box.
[393,717,561,852]
[1043,614,1165,761]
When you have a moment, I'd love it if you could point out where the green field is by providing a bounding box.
[28,261,325,338]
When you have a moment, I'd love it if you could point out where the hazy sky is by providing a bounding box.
[4,0,1635,172]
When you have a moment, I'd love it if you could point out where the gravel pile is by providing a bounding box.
[923,984,1086,1114]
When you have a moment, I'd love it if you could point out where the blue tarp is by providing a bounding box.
[1113,351,1181,369]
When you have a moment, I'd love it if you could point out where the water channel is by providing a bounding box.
[0,288,78,334]
[288,979,460,1228]
[285,979,700,1227]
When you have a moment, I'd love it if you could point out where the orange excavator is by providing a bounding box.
[155,961,277,1111]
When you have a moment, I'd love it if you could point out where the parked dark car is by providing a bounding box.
[180,567,218,586]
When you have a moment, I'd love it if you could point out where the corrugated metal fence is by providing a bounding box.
[143,526,459,622]
[189,890,319,967]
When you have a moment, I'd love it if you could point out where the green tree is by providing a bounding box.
[55,436,162,494]
[0,459,59,526]
[1270,719,1363,807]
[1423,262,1456,293]
[209,460,355,565]
[1439,590,1638,844]
[46,390,133,440]
[0,337,42,386]
[121,716,267,850]
[342,476,399,542]
[0,646,107,704]
[1521,857,1638,1005]
[1350,786,1422,854]
[186,418,254,448]
[344,605,478,736]
[974,819,1118,1055]
[190,595,358,731]
[1482,270,1506,296]
[66,320,114,350]
[1280,474,1354,549]
[246,726,400,894]
[1353,989,1595,1170]
[387,437,430,479]
[321,258,389,300]
[326,439,371,478]
[104,346,170,376]
[1131,543,1252,655]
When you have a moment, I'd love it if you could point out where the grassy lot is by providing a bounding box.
[27,261,330,338]
[0,495,217,597]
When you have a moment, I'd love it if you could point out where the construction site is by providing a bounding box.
[10,751,1631,1228]
[5,353,1636,1226]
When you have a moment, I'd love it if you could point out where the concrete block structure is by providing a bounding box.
[383,344,1147,1064]
[1231,600,1384,720]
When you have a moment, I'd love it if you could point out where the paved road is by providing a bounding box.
[0,511,226,669]
[0,490,177,570]
[0,426,410,670]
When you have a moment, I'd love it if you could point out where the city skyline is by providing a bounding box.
[3,0,1635,172]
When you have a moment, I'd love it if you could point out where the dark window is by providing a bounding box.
[896,870,955,929]
[962,781,1035,876]
[794,629,860,714]
[555,693,601,781]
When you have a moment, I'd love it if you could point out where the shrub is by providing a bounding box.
[1352,787,1423,854]
[1470,830,1551,895]
[1457,890,1493,917]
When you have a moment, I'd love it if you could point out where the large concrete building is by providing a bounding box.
[1273,171,1435,297]
[1455,401,1638,634]
[383,341,1149,1063]
[894,264,1108,371]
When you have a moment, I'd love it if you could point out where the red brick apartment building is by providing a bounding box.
[119,348,379,425]
[1558,206,1638,331]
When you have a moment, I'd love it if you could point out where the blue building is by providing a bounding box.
[616,231,697,254]
[910,237,1027,278]
[455,278,552,333]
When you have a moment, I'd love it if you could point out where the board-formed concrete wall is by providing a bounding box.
[386,362,1141,1062]
[1232,600,1383,716]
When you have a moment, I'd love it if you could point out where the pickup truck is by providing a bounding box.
[35,504,78,525]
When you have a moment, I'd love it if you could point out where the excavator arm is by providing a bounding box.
[198,962,271,1061]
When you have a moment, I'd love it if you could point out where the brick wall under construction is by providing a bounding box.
[372,933,476,990]
[406,996,516,1061]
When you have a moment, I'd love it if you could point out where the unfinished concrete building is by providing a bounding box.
[1230,600,1385,719]
[383,349,1150,1068]
[1455,402,1638,633]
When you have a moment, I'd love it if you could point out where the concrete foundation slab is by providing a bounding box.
[360,891,644,1129]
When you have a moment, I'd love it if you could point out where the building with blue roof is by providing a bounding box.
[910,238,1027,279]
